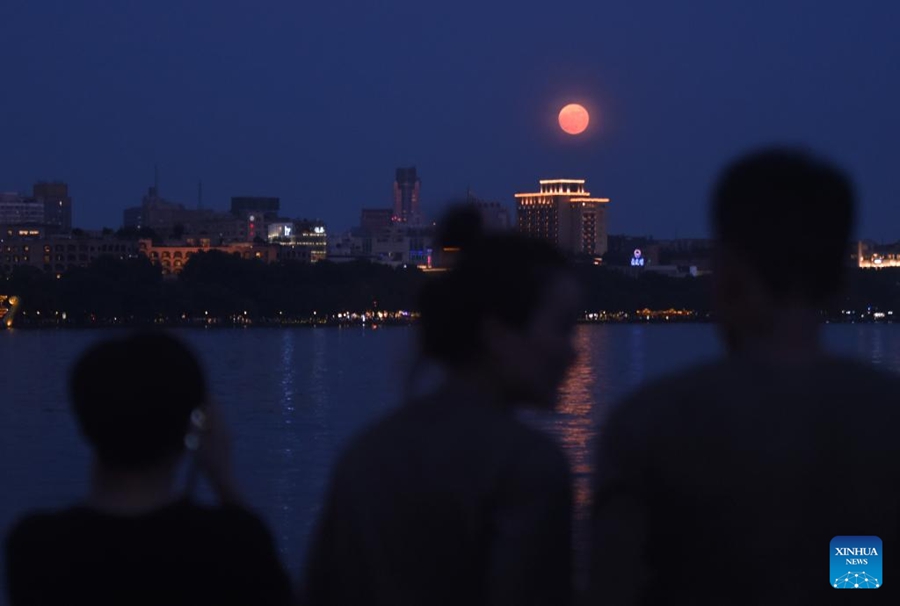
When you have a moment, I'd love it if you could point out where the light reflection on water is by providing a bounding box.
[556,327,600,516]
[548,328,603,589]
[2,323,900,601]
[522,323,721,588]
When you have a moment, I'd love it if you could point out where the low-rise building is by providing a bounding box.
[0,182,72,234]
[137,239,280,276]
[267,219,327,262]
[0,231,137,275]
[326,224,433,267]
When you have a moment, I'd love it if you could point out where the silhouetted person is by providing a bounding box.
[301,228,581,606]
[435,202,485,250]
[432,202,485,269]
[5,332,291,606]
[588,148,900,605]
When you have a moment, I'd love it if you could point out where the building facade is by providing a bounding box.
[0,231,137,275]
[266,219,327,262]
[124,187,265,243]
[393,167,421,224]
[464,193,512,232]
[33,182,73,233]
[475,201,512,232]
[360,208,395,234]
[137,239,280,276]
[123,187,196,232]
[515,179,610,257]
[0,193,45,226]
[0,182,73,233]
[326,225,432,268]
[370,224,432,266]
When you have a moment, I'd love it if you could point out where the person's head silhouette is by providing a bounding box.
[67,330,245,512]
[6,332,289,605]
[71,332,207,473]
[418,209,581,408]
[710,147,855,358]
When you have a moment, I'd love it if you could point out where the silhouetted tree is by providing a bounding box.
[5,252,895,326]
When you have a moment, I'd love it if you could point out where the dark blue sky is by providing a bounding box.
[2,1,899,238]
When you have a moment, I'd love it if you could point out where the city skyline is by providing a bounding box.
[3,2,900,239]
[6,168,900,246]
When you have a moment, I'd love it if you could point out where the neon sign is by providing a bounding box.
[631,248,645,267]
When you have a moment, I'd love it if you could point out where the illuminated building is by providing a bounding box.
[268,222,294,241]
[266,219,327,262]
[138,239,279,276]
[393,167,421,224]
[3,226,46,239]
[857,240,900,268]
[515,179,610,257]
[293,220,327,262]
[245,214,264,242]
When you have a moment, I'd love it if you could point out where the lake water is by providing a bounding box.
[2,323,900,601]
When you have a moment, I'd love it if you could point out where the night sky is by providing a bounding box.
[2,1,899,239]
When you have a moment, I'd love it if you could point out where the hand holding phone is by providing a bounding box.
[186,399,244,506]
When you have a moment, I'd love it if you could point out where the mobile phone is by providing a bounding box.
[183,408,207,497]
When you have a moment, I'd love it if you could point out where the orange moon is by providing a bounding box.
[558,103,590,135]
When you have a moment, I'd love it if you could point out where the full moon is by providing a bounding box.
[558,103,590,135]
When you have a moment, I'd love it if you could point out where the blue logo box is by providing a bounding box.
[831,536,882,589]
